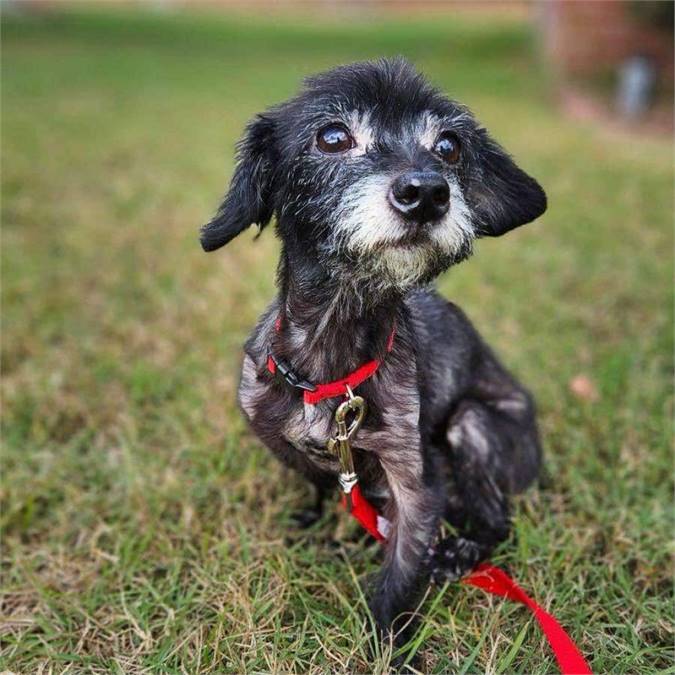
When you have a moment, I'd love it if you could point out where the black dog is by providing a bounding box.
[200,58,546,658]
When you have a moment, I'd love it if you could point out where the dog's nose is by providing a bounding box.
[388,171,450,223]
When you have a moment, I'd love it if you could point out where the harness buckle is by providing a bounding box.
[268,353,317,392]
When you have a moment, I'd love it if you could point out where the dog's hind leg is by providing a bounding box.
[429,353,541,583]
[429,403,512,583]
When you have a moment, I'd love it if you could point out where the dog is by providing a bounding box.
[200,58,546,660]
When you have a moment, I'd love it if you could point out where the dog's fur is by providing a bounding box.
[200,59,546,658]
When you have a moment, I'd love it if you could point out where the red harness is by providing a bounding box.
[267,319,395,405]
[266,320,591,674]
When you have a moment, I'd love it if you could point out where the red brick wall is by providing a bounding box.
[541,0,673,83]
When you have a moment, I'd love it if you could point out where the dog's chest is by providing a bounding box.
[281,403,336,461]
[240,354,341,466]
[240,353,420,474]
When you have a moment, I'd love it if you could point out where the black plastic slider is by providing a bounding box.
[268,353,317,392]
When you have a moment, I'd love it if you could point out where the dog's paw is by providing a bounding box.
[390,651,422,674]
[426,536,482,585]
[290,508,322,529]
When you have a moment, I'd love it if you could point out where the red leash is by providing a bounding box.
[342,488,592,675]
[462,564,592,674]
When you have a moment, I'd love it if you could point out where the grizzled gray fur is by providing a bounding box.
[200,58,546,663]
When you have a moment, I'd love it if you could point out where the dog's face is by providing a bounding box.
[201,59,546,291]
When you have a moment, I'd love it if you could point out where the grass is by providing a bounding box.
[1,6,673,674]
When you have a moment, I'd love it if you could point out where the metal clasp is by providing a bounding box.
[327,386,367,495]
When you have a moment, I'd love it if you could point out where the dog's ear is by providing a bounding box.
[200,114,276,252]
[466,129,547,237]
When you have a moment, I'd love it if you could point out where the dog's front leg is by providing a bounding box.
[369,446,443,662]
[290,482,328,528]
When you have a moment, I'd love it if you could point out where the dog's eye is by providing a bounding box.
[316,124,355,154]
[433,131,461,164]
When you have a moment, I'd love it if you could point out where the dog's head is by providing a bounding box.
[201,58,546,291]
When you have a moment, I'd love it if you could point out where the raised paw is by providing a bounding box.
[426,536,483,585]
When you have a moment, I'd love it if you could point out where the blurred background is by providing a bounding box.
[2,2,673,673]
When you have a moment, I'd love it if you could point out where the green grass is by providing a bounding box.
[2,7,673,674]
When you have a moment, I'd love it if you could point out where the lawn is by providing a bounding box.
[1,7,673,674]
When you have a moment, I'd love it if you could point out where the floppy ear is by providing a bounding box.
[200,114,276,252]
[466,129,547,237]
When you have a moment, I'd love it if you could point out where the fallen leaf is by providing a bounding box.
[569,374,600,402]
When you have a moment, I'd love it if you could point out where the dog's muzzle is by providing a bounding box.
[388,170,450,224]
